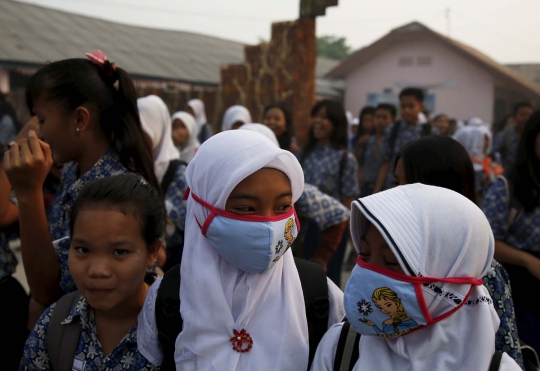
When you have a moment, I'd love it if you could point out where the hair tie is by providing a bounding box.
[84,49,119,85]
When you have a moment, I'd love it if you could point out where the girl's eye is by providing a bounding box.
[384,260,401,266]
[359,252,370,260]
[234,206,255,213]
[74,247,89,254]
[277,204,292,213]
[113,249,129,256]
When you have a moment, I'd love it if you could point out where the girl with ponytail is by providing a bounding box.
[3,51,159,321]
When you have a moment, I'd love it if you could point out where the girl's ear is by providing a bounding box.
[147,239,163,269]
[74,106,91,134]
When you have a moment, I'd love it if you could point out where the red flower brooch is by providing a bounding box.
[230,329,253,353]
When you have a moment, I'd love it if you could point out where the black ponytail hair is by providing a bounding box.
[263,102,293,150]
[25,58,159,191]
[69,174,165,248]
[301,100,348,163]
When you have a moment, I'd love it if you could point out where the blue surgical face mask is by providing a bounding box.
[189,191,299,274]
[344,257,482,339]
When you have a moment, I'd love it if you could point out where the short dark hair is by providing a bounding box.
[399,87,424,103]
[395,136,476,203]
[513,102,534,116]
[263,102,293,150]
[509,110,540,212]
[69,174,166,248]
[301,100,348,162]
[375,103,397,120]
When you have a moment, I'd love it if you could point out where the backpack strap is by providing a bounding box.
[333,320,361,371]
[293,257,330,369]
[498,175,523,228]
[47,291,83,371]
[156,264,183,371]
[420,123,432,137]
[489,350,503,371]
[161,160,187,194]
[388,121,402,160]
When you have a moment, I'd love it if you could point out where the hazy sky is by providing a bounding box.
[18,0,540,64]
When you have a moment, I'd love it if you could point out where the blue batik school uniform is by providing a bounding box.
[162,163,189,272]
[48,148,130,294]
[295,184,350,231]
[380,121,438,190]
[20,287,158,370]
[359,135,384,196]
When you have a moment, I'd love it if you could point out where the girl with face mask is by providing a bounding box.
[311,184,522,370]
[137,130,345,371]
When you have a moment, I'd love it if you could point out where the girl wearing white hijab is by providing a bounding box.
[138,130,345,371]
[186,98,212,143]
[311,184,521,371]
[171,111,200,164]
[138,95,189,271]
[138,95,181,183]
[222,105,252,131]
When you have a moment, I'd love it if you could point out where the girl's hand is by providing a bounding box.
[15,116,40,142]
[3,130,53,196]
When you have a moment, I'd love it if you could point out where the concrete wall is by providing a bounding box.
[344,37,495,122]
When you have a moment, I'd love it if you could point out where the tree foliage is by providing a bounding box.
[317,36,351,60]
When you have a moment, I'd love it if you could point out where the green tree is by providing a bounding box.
[317,36,351,60]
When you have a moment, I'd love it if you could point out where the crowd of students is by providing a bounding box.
[0,50,538,370]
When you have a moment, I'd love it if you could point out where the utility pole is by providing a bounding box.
[446,8,451,38]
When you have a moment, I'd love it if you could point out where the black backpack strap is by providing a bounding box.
[333,320,361,371]
[161,160,187,194]
[294,257,329,369]
[156,264,183,371]
[388,121,402,160]
[338,150,348,197]
[420,123,432,137]
[489,350,503,371]
[47,291,83,371]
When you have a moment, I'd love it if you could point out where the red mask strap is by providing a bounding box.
[183,187,191,201]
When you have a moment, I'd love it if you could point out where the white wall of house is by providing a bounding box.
[344,38,494,122]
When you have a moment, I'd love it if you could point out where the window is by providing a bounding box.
[417,56,433,66]
[398,57,413,67]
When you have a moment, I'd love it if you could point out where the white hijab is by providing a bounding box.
[349,184,502,371]
[177,130,308,371]
[138,95,180,183]
[239,123,279,146]
[171,111,200,164]
[454,125,492,172]
[187,99,208,129]
[222,105,252,132]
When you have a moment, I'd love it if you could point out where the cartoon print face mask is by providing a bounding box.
[344,257,483,339]
[188,190,299,274]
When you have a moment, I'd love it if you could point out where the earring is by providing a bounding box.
[76,128,80,133]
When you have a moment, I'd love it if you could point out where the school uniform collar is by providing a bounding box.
[63,147,123,202]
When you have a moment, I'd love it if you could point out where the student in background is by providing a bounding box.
[138,95,188,272]
[393,136,522,367]
[171,111,199,164]
[492,102,534,172]
[262,102,297,152]
[358,104,396,196]
[221,105,252,131]
[483,111,540,353]
[373,87,437,193]
[432,114,450,136]
[0,92,19,156]
[3,51,158,321]
[352,106,375,161]
[20,174,163,370]
[186,99,212,144]
[299,100,359,286]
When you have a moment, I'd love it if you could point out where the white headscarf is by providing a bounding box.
[222,105,252,132]
[177,130,308,370]
[171,111,200,164]
[454,126,493,171]
[187,99,208,129]
[138,95,180,183]
[348,184,501,371]
[239,123,279,146]
[467,117,484,127]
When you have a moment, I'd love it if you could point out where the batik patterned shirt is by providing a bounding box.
[483,178,540,253]
[380,121,438,189]
[0,231,17,280]
[48,148,129,293]
[296,184,350,231]
[360,135,385,184]
[492,128,519,174]
[298,145,359,200]
[19,295,158,371]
